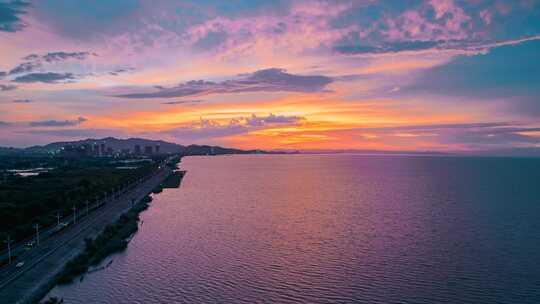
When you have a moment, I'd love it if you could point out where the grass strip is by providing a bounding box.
[55,195,153,285]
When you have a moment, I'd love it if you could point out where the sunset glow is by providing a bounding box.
[1,0,539,152]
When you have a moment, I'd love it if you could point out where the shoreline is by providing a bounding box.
[0,163,180,304]
[40,170,185,303]
[53,195,153,286]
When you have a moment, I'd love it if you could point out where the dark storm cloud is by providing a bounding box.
[13,72,75,83]
[115,68,334,99]
[29,116,87,127]
[0,0,30,32]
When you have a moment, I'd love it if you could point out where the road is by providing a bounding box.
[1,185,127,265]
[0,165,172,304]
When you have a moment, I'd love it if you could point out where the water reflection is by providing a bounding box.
[46,155,540,303]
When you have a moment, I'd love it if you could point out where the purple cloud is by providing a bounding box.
[166,113,304,140]
[12,99,32,103]
[167,122,248,140]
[246,113,304,127]
[41,51,92,62]
[29,116,87,127]
[9,51,94,75]
[330,1,540,56]
[0,84,17,91]
[162,100,203,105]
[0,0,30,32]
[115,68,333,99]
[109,67,135,76]
[13,72,75,83]
[8,61,41,75]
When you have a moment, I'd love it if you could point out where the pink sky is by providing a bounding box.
[1,0,539,152]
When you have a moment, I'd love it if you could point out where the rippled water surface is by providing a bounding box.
[46,155,540,303]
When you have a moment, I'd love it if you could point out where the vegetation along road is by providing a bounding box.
[0,158,175,304]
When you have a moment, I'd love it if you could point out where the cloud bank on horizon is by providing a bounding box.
[0,0,539,152]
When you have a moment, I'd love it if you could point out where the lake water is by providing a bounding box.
[46,154,540,303]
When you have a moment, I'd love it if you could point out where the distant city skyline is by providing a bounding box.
[0,0,539,151]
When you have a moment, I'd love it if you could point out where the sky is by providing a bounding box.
[0,0,539,152]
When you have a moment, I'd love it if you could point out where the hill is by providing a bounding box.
[22,137,261,156]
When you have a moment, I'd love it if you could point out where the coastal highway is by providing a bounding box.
[0,187,126,265]
[0,164,172,304]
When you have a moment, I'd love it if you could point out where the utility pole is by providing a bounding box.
[72,205,77,224]
[34,223,40,246]
[4,235,12,264]
[56,211,61,227]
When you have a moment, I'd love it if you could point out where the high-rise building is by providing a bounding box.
[134,145,141,154]
[155,145,160,154]
[144,146,153,155]
[100,143,106,156]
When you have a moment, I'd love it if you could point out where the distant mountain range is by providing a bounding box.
[0,137,265,156]
[1,138,539,157]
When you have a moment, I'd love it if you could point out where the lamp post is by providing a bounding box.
[4,235,12,264]
[72,205,77,224]
[34,223,40,246]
